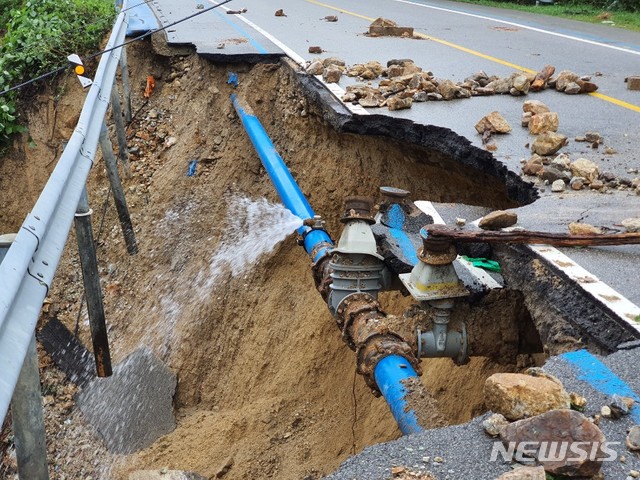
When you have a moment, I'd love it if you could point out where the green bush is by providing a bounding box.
[0,0,114,145]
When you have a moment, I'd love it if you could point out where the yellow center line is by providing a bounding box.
[304,0,640,113]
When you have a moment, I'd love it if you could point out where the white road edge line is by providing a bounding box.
[391,0,640,57]
[415,201,503,291]
[210,1,369,116]
[463,217,640,330]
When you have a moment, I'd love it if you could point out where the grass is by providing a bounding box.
[451,0,640,31]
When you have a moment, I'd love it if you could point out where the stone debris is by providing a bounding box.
[626,76,640,91]
[308,46,322,54]
[482,413,509,437]
[475,111,512,135]
[523,99,550,115]
[570,158,599,184]
[570,177,585,190]
[552,70,598,94]
[306,60,324,75]
[495,466,546,480]
[610,394,635,418]
[323,66,343,83]
[478,210,518,230]
[274,9,286,17]
[484,372,571,420]
[528,111,558,134]
[621,218,640,233]
[531,132,567,156]
[390,466,437,479]
[570,392,587,412]
[368,18,415,37]
[568,222,603,235]
[387,96,413,111]
[627,425,640,451]
[323,15,338,22]
[500,409,606,477]
[551,179,565,192]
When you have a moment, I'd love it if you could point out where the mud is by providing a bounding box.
[0,38,563,480]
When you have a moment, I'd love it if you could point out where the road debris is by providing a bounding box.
[496,466,546,480]
[368,17,415,37]
[475,111,512,136]
[622,218,640,233]
[226,8,247,14]
[626,76,640,91]
[482,413,509,436]
[308,46,323,54]
[530,64,555,91]
[322,15,338,22]
[501,410,606,477]
[568,222,602,235]
[275,9,286,17]
[531,132,567,156]
[628,426,640,451]
[478,210,518,230]
[143,75,155,98]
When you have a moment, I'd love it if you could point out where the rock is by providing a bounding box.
[523,100,550,115]
[541,166,570,183]
[570,392,587,412]
[274,9,286,16]
[610,394,634,418]
[568,222,602,235]
[370,17,397,27]
[341,92,357,103]
[479,210,518,230]
[308,46,322,54]
[484,373,570,420]
[323,15,338,22]
[590,180,605,190]
[164,137,177,148]
[585,131,602,143]
[551,153,571,171]
[485,76,513,94]
[555,70,580,91]
[437,79,459,100]
[413,91,428,102]
[522,155,544,176]
[600,171,616,182]
[564,82,581,94]
[521,111,532,127]
[500,409,606,477]
[359,92,383,108]
[323,57,345,67]
[627,426,640,451]
[570,158,599,184]
[475,111,512,134]
[621,218,640,233]
[532,132,567,156]
[551,179,565,192]
[512,75,530,93]
[306,60,324,75]
[529,112,559,134]
[365,61,384,77]
[323,66,342,83]
[483,413,509,437]
[495,466,546,480]
[570,177,585,190]
[387,96,413,111]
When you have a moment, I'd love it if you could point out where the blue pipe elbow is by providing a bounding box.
[374,355,423,435]
[231,94,333,258]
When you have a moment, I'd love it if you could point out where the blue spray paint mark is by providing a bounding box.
[561,349,640,422]
[213,9,268,54]
[386,204,419,266]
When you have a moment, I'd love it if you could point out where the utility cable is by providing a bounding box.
[0,0,234,97]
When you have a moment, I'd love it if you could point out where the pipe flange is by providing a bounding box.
[356,334,422,396]
[335,292,382,349]
[417,244,458,265]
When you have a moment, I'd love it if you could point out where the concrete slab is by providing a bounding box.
[127,2,159,37]
[76,347,176,454]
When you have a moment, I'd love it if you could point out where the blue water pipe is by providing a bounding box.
[231,94,423,435]
[374,355,423,435]
[231,94,332,263]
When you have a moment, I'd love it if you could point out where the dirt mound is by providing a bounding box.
[2,38,538,479]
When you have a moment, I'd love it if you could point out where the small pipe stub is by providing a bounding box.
[418,226,457,265]
[341,196,376,224]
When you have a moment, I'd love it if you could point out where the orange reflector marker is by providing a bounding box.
[68,53,92,89]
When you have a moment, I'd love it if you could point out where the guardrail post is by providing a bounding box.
[11,335,50,480]
[100,121,138,255]
[109,80,132,178]
[74,188,113,377]
[119,48,132,123]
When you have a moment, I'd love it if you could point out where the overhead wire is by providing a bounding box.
[0,0,234,97]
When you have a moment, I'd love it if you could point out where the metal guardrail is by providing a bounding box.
[0,3,129,423]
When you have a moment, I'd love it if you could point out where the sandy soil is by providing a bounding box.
[1,39,539,480]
